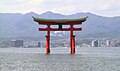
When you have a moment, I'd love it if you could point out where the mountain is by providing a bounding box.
[0,11,120,38]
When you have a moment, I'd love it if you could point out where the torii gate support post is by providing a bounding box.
[46,25,50,54]
[70,24,75,54]
[72,35,75,54]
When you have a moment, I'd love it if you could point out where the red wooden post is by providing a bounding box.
[72,35,75,54]
[46,25,50,54]
[46,36,50,54]
[70,24,74,54]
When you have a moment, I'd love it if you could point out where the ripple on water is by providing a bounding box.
[0,53,120,71]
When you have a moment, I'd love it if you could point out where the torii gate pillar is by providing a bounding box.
[46,25,50,54]
[71,35,75,54]
[70,25,75,54]
[46,35,50,54]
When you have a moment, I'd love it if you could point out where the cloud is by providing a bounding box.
[0,0,44,13]
[0,0,43,5]
[0,0,120,16]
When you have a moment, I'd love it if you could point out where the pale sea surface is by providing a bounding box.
[0,47,120,71]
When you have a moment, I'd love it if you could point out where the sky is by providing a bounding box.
[0,0,120,17]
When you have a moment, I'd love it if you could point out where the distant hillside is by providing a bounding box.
[0,11,120,38]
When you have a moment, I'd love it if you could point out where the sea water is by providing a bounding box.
[0,47,120,71]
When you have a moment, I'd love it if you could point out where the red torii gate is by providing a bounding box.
[32,16,88,54]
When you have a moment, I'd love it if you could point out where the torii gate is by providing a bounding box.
[32,16,88,54]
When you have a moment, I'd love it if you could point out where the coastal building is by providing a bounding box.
[106,40,111,47]
[38,41,42,47]
[11,40,24,47]
[92,40,99,47]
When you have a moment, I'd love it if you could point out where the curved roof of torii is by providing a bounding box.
[32,16,88,25]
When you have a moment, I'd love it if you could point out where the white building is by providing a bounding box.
[106,40,111,46]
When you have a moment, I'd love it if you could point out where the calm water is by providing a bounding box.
[0,47,120,71]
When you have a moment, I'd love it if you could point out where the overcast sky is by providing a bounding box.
[0,0,120,17]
